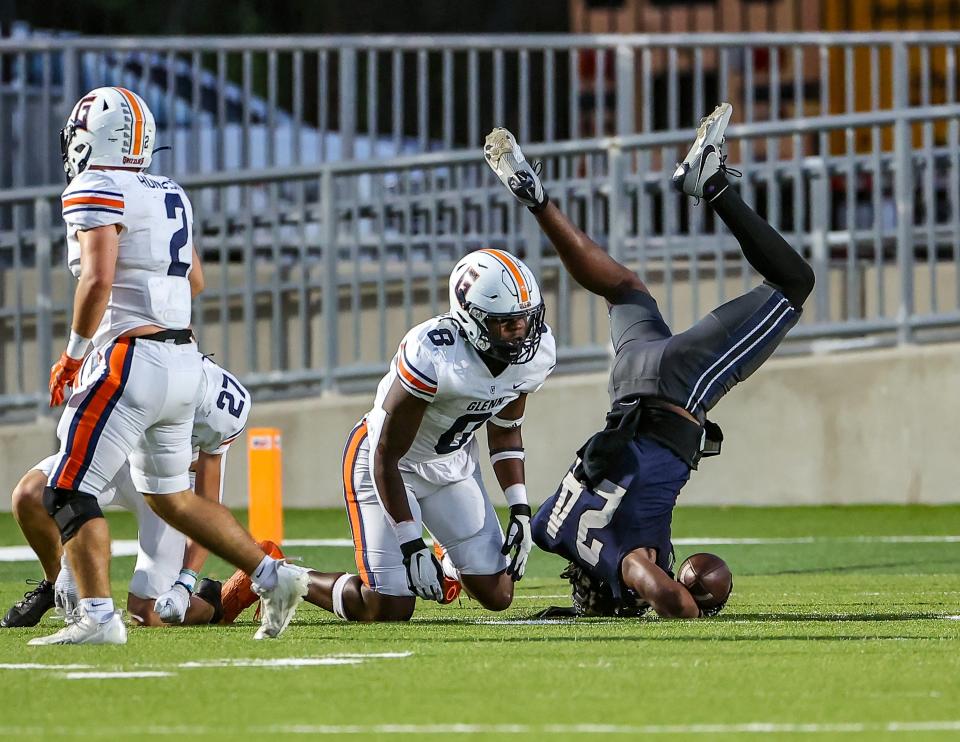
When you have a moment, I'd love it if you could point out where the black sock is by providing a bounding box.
[706,173,814,308]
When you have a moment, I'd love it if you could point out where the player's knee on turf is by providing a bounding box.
[41,487,104,543]
[358,590,415,622]
[461,573,514,612]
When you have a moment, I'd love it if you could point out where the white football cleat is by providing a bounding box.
[672,102,734,200]
[484,127,547,210]
[28,610,126,645]
[253,563,308,640]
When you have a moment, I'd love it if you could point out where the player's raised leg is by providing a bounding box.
[673,102,814,311]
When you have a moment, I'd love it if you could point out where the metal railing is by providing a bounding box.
[1,98,959,419]
[2,32,960,187]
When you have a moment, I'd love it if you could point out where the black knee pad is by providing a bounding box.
[42,486,104,544]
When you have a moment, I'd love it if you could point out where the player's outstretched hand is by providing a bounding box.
[400,538,444,602]
[49,353,83,407]
[484,127,548,211]
[501,504,533,581]
[155,583,191,624]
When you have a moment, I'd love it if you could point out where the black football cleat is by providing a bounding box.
[1,579,55,628]
[195,578,224,625]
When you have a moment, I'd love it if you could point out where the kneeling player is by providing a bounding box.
[2,357,249,628]
[292,250,555,621]
[485,104,813,618]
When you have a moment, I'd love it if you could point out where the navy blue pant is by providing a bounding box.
[532,437,690,600]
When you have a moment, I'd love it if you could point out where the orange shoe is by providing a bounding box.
[433,541,462,605]
[219,540,284,624]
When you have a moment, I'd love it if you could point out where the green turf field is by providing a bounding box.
[0,505,958,741]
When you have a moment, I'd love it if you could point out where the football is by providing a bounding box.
[677,553,733,612]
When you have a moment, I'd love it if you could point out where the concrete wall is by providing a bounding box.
[2,341,958,511]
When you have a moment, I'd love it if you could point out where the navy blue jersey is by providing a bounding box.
[532,436,690,599]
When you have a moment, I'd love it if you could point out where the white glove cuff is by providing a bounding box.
[66,330,91,360]
[504,483,528,508]
[394,520,422,545]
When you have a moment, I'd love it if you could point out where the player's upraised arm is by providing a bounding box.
[486,394,533,581]
[484,128,648,305]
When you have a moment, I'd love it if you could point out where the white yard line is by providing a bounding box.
[0,652,413,677]
[1,721,960,736]
[63,671,174,679]
[2,534,959,562]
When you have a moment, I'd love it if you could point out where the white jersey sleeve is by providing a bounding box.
[394,328,441,402]
[192,358,251,456]
[61,170,126,234]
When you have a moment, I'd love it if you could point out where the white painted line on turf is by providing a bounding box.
[179,657,362,668]
[1,721,960,736]
[63,671,173,680]
[179,652,412,669]
[474,619,576,625]
[0,663,93,670]
[945,615,960,620]
[2,534,960,561]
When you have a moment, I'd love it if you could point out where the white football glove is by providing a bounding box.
[400,538,445,602]
[484,127,548,211]
[501,504,533,581]
[155,583,192,624]
[54,574,79,623]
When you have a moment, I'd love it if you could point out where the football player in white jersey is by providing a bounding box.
[31,88,306,644]
[289,249,556,622]
[3,357,250,628]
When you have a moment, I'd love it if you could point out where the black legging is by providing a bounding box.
[705,173,815,310]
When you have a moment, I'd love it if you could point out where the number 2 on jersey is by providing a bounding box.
[217,372,246,418]
[546,468,626,567]
[165,192,190,277]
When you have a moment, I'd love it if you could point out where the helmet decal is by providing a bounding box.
[479,248,530,304]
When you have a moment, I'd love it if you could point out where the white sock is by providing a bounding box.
[251,556,279,592]
[79,598,115,624]
[331,573,354,621]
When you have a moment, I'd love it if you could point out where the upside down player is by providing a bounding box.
[284,250,555,621]
[1,356,250,629]
[484,103,814,618]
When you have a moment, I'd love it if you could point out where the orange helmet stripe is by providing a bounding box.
[114,87,144,157]
[480,249,530,304]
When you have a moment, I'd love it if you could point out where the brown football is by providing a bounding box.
[677,553,733,611]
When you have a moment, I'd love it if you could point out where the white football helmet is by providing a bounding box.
[448,249,546,364]
[60,87,156,183]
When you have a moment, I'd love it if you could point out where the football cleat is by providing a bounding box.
[220,540,284,624]
[195,578,224,625]
[671,102,736,201]
[484,127,547,210]
[28,610,126,645]
[253,563,309,640]
[1,579,55,628]
[433,541,462,605]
